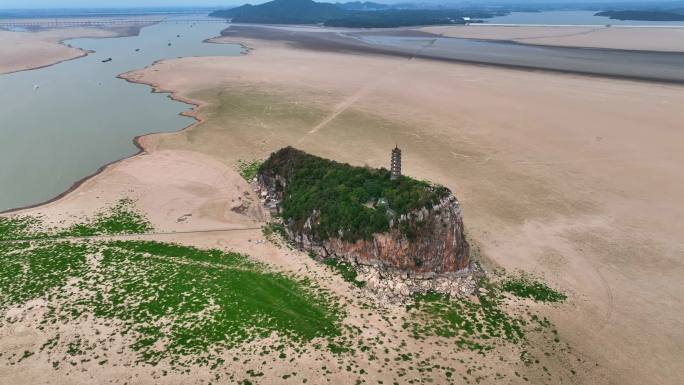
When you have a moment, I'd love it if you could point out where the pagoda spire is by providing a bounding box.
[390,145,401,180]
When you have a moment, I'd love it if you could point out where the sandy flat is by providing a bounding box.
[2,27,683,385]
[421,25,684,52]
[2,148,572,385]
[0,28,120,75]
[0,18,160,76]
[121,36,683,385]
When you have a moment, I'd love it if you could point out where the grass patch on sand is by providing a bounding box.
[262,222,288,242]
[0,241,93,310]
[323,258,365,288]
[170,87,329,160]
[0,199,151,241]
[59,198,152,237]
[0,203,348,368]
[404,275,566,357]
[404,290,525,354]
[0,216,44,241]
[236,159,263,182]
[91,241,344,365]
[501,274,566,303]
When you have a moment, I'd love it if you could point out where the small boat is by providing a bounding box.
[33,84,39,91]
[177,34,181,38]
[135,48,140,52]
[167,42,172,46]
[102,57,112,63]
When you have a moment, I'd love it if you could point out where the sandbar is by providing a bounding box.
[421,25,684,52]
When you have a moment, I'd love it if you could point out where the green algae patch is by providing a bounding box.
[502,274,566,303]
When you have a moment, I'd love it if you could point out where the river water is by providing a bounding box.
[485,10,684,26]
[0,16,241,211]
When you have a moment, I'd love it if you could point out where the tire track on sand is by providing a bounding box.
[297,38,438,143]
[591,262,615,333]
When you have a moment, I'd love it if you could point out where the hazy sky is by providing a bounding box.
[0,0,671,9]
[1,0,233,8]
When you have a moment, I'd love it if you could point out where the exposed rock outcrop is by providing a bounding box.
[257,147,475,297]
[356,264,481,302]
[281,194,470,274]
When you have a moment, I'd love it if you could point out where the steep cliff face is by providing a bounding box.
[288,195,470,274]
[257,147,470,277]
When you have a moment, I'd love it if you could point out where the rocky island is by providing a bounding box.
[256,147,475,298]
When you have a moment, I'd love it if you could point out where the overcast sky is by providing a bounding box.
[0,0,671,9]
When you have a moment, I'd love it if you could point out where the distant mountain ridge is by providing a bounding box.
[336,1,390,11]
[211,0,346,24]
[595,9,684,21]
[210,0,494,28]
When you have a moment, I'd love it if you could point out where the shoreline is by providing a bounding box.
[0,24,149,76]
[0,42,90,76]
[0,71,202,215]
[1,41,251,216]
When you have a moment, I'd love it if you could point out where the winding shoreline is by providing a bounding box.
[0,25,150,76]
[0,39,251,215]
[0,42,90,77]
[0,70,203,215]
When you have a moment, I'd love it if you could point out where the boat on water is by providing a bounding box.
[101,57,112,63]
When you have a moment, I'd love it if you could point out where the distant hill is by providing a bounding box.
[595,10,684,21]
[210,0,345,24]
[336,1,390,11]
[325,9,483,28]
[210,0,491,27]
